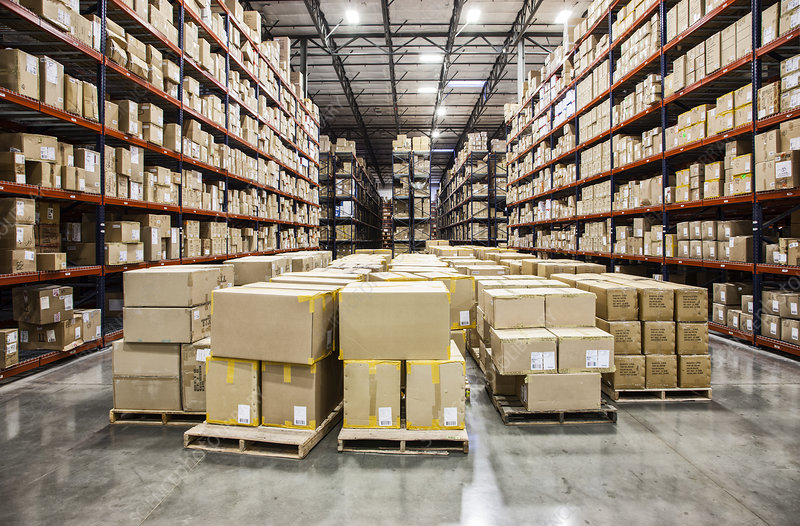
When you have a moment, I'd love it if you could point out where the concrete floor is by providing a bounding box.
[1,335,799,525]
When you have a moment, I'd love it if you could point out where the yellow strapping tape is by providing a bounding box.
[369,362,377,374]
[310,362,317,374]
[210,290,214,315]
[226,360,235,384]
[369,415,377,426]
[283,364,291,383]
[431,363,439,385]
[297,293,317,313]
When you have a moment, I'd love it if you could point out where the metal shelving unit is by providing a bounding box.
[0,0,320,379]
[504,0,800,358]
[391,150,431,255]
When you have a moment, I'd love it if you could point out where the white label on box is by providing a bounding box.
[54,311,60,322]
[443,407,458,427]
[151,229,159,244]
[54,174,61,188]
[192,309,201,321]
[57,7,70,27]
[746,319,753,330]
[791,138,800,151]
[40,296,50,310]
[16,200,24,218]
[75,326,81,339]
[710,246,715,258]
[119,250,127,263]
[131,148,139,164]
[131,229,140,241]
[793,11,800,28]
[82,312,89,323]
[293,406,307,426]
[15,228,23,245]
[40,146,55,161]
[64,295,72,310]
[237,404,251,425]
[16,172,24,183]
[776,160,792,179]
[733,315,739,326]
[747,301,753,313]
[586,349,610,369]
[20,330,28,343]
[6,343,16,355]
[472,270,480,275]
[94,326,101,339]
[84,151,95,172]
[729,238,735,247]
[683,245,689,255]
[78,178,86,191]
[46,60,56,84]
[773,300,779,312]
[530,351,555,371]
[46,330,56,343]
[378,406,392,427]
[459,310,470,326]
[793,327,799,340]
[25,55,37,75]
[717,310,724,321]
[7,332,16,344]
[771,322,778,335]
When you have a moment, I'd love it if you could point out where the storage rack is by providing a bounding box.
[437,150,509,245]
[503,0,800,357]
[0,0,320,380]
[391,150,431,254]
[319,150,381,258]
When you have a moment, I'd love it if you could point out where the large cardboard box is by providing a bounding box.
[608,278,674,320]
[596,318,641,354]
[577,280,637,320]
[205,356,260,426]
[211,287,335,363]
[227,255,289,284]
[0,328,19,369]
[518,372,601,411]
[678,354,711,388]
[645,354,678,388]
[112,340,180,376]
[604,355,646,389]
[490,327,557,375]
[123,266,219,307]
[483,288,545,328]
[339,282,449,360]
[641,321,676,354]
[113,377,181,411]
[484,346,518,395]
[123,304,211,343]
[550,327,615,373]
[406,343,466,430]
[181,338,211,412]
[0,48,39,99]
[541,288,596,327]
[416,272,476,329]
[762,313,781,339]
[261,352,342,428]
[12,284,73,324]
[676,322,708,354]
[343,360,401,428]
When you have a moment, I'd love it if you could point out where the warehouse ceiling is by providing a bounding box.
[250,0,588,185]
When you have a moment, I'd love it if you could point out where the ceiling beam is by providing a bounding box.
[302,0,385,183]
[430,0,467,143]
[380,0,400,135]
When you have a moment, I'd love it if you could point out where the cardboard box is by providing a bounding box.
[596,318,641,354]
[260,352,342,428]
[728,235,753,262]
[541,287,596,327]
[19,316,82,351]
[713,282,752,305]
[205,356,260,426]
[604,355,645,389]
[762,313,781,338]
[406,344,466,430]
[577,280,637,320]
[226,255,289,284]
[123,304,210,343]
[0,48,39,100]
[0,248,36,274]
[112,376,181,411]
[489,327,557,375]
[645,354,678,388]
[12,284,73,324]
[518,372,601,411]
[181,337,211,412]
[678,354,711,388]
[211,287,335,363]
[676,322,708,354]
[343,359,401,428]
[123,266,219,307]
[339,282,449,360]
[607,279,674,320]
[641,321,676,354]
[0,328,18,368]
[74,308,101,342]
[782,318,800,344]
[549,326,614,373]
[112,340,180,376]
[36,252,65,270]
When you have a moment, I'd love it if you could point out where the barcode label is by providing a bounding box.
[196,348,211,362]
[378,406,392,427]
[586,349,610,369]
[443,407,458,427]
[293,406,307,426]
[64,295,73,310]
[530,351,556,371]
[46,330,56,343]
[40,296,50,310]
[459,310,470,326]
[237,405,251,425]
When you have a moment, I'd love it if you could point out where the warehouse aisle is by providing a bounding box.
[1,336,799,525]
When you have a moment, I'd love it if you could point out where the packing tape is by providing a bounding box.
[283,364,291,383]
[310,362,317,374]
[281,420,315,429]
[210,290,215,315]
[226,360,235,384]
[431,363,439,385]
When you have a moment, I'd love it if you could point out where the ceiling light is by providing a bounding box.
[446,80,486,88]
[432,130,441,138]
[345,9,359,24]
[555,9,571,24]
[466,7,480,24]
[417,85,438,93]
[436,106,447,116]
[419,54,444,63]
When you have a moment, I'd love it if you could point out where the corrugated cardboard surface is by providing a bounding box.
[604,355,646,389]
[112,340,179,376]
[596,318,641,354]
[406,344,465,430]
[113,376,181,411]
[549,327,615,373]
[490,327,557,375]
[123,304,210,343]
[205,356,260,426]
[678,354,711,388]
[484,289,545,329]
[343,360,401,428]
[676,322,709,354]
[645,354,678,388]
[577,280,638,320]
[519,372,601,411]
[181,338,211,412]
[123,267,219,307]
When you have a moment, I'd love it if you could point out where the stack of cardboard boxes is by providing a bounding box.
[760,288,800,345]
[712,282,754,334]
[0,197,36,274]
[754,117,800,193]
[114,267,217,411]
[675,219,751,262]
[0,328,19,370]
[13,284,92,352]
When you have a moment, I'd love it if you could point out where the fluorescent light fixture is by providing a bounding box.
[417,85,438,93]
[432,130,441,138]
[555,9,571,24]
[446,80,486,88]
[466,7,480,24]
[419,53,444,63]
[436,106,447,116]
[345,9,359,24]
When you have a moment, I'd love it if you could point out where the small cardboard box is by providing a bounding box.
[0,328,19,369]
[641,321,676,354]
[181,338,211,412]
[12,284,73,324]
[484,346,518,395]
[343,359,401,428]
[676,322,709,354]
[713,282,752,305]
[36,252,66,271]
[406,343,466,430]
[75,308,101,342]
[782,318,800,344]
[603,355,645,390]
[550,327,615,373]
[761,313,781,339]
[19,316,82,351]
[519,372,601,411]
[0,249,36,274]
[645,354,678,388]
[596,318,641,354]
[123,266,219,307]
[0,48,39,100]
[678,354,711,388]
[607,278,674,320]
[261,352,342,429]
[577,280,637,320]
[489,327,557,375]
[205,355,260,426]
[0,197,35,225]
[123,304,211,343]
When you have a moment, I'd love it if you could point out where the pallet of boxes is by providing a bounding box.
[183,265,346,460]
[336,279,469,455]
[477,262,618,425]
[586,274,712,402]
[110,266,222,425]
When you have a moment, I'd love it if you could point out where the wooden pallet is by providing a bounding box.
[109,409,206,426]
[337,425,469,455]
[182,403,342,460]
[488,387,617,425]
[469,347,486,375]
[602,383,712,402]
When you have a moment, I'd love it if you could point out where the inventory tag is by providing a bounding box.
[747,301,753,313]
[443,407,458,427]
[773,300,779,312]
[293,406,307,426]
[20,330,28,343]
[152,229,159,244]
[64,295,72,310]
[16,200,24,217]
[40,296,50,310]
[46,60,57,84]
[26,55,37,75]
[15,227,22,244]
[46,330,56,343]
[195,348,211,362]
[733,315,739,326]
[586,349,610,369]
[378,407,392,427]
[776,160,792,179]
[119,250,127,263]
[6,343,16,355]
[771,322,778,335]
[793,328,799,340]
[41,146,55,161]
[7,332,16,344]
[459,310,470,326]
[82,312,89,323]
[75,326,81,339]
[193,310,200,320]
[746,319,753,331]
[237,404,251,425]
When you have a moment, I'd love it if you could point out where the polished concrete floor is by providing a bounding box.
[1,335,799,525]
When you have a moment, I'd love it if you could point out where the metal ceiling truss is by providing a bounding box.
[381,0,400,135]
[303,0,385,183]
[430,0,467,142]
